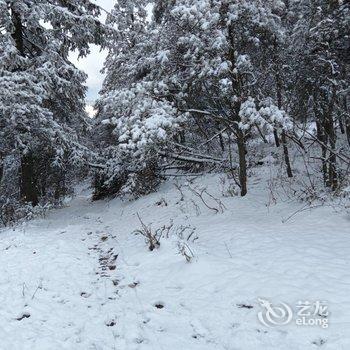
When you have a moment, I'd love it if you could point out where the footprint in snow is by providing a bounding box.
[134,337,147,344]
[80,292,91,298]
[236,303,254,309]
[312,338,327,347]
[128,281,139,288]
[154,302,165,309]
[16,312,31,321]
[105,319,117,327]
[190,320,207,340]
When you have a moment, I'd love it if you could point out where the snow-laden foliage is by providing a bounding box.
[1,0,349,217]
[94,0,349,200]
[0,0,111,223]
[95,0,300,197]
[101,84,184,158]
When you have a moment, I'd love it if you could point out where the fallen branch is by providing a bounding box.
[158,151,224,164]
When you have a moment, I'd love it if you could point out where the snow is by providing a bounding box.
[0,171,349,350]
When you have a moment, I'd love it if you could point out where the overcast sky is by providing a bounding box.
[69,0,116,103]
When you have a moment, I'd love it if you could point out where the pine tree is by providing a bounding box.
[0,0,109,222]
[95,0,349,200]
[97,0,292,197]
[287,0,349,189]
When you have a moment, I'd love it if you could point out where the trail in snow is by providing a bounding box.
[0,173,349,350]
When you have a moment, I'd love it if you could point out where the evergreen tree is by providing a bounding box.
[0,0,109,223]
[96,0,292,197]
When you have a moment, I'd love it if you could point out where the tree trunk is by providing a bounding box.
[281,131,293,178]
[273,129,280,147]
[324,114,338,190]
[0,157,3,186]
[275,72,293,177]
[236,129,247,197]
[10,6,40,205]
[11,7,25,56]
[339,117,345,134]
[0,154,21,201]
[218,132,225,152]
[0,154,21,225]
[316,120,328,185]
[226,24,248,196]
[343,96,350,146]
[323,87,338,191]
[20,154,39,206]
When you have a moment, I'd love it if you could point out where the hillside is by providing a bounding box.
[1,171,349,350]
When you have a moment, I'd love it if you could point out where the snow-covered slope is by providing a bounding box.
[0,173,349,350]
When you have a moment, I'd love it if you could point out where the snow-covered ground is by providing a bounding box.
[0,171,349,350]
